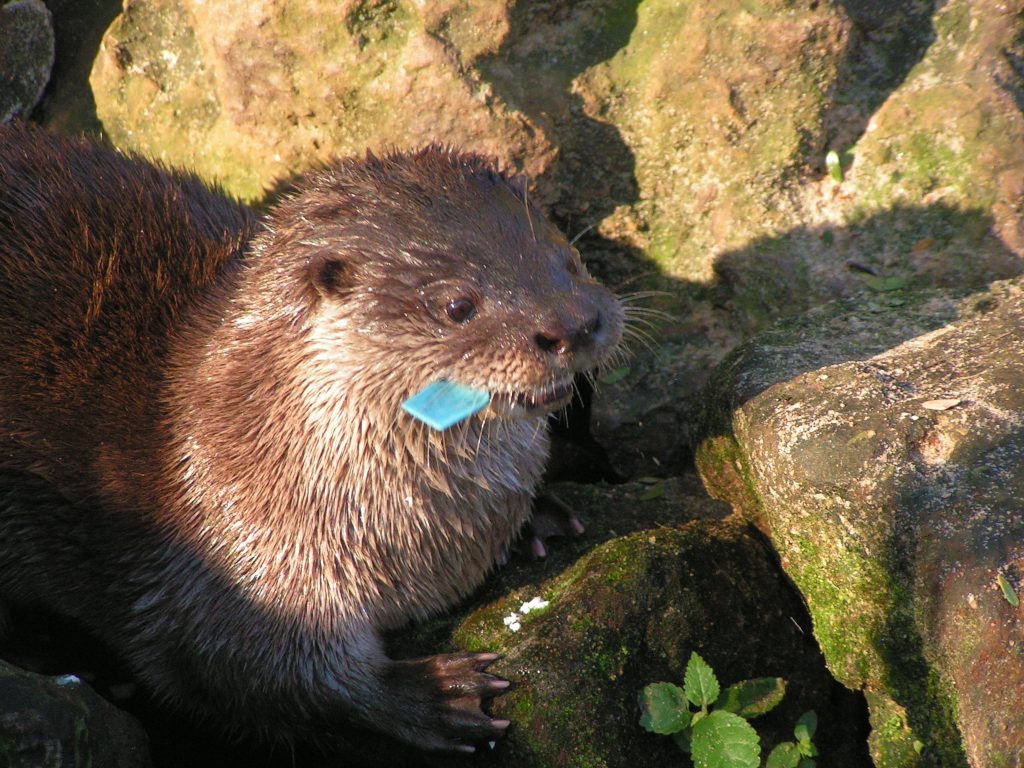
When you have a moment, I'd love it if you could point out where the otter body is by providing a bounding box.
[0,123,622,751]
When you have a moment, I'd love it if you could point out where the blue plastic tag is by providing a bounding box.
[401,381,491,431]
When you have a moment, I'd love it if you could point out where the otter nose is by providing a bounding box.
[534,311,602,356]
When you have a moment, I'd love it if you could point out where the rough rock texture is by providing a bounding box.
[87,0,547,201]
[697,277,1024,767]
[0,0,55,122]
[0,659,151,768]
[588,0,1024,478]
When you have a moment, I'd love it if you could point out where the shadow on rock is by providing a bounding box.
[819,0,936,170]
[594,202,1021,479]
[476,0,643,286]
[34,0,123,136]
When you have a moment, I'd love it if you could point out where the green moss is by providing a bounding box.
[600,0,689,87]
[867,693,923,768]
[785,536,883,688]
[694,434,763,522]
[935,1,972,42]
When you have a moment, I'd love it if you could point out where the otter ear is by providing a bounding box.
[309,253,356,298]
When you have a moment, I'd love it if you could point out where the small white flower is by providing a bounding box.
[520,596,550,614]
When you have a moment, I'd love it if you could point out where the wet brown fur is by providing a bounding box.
[0,122,623,752]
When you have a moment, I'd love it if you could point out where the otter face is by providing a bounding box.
[272,146,624,423]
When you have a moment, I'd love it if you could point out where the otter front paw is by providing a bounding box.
[387,652,510,753]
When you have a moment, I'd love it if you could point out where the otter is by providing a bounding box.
[0,122,623,753]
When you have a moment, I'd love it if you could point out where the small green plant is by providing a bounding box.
[638,651,818,768]
[765,710,819,768]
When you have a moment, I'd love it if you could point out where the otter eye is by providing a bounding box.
[445,298,476,323]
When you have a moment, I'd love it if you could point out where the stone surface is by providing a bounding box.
[591,0,1024,478]
[0,658,151,768]
[0,0,55,122]
[697,277,1024,767]
[88,0,546,202]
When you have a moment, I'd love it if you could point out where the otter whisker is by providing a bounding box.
[522,179,536,244]
[569,222,596,246]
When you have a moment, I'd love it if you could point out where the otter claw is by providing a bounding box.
[520,492,584,559]
[531,536,547,558]
[388,652,511,752]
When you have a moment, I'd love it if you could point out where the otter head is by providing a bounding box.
[259,146,624,426]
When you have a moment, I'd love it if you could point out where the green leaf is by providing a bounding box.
[638,683,691,735]
[825,150,843,182]
[684,652,720,708]
[794,710,818,742]
[690,710,761,768]
[600,366,631,385]
[765,742,801,768]
[998,573,1019,607]
[798,739,818,758]
[717,677,786,718]
[862,274,908,292]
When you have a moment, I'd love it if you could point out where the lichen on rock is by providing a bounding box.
[698,278,1024,766]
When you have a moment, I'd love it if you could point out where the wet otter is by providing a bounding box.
[0,122,623,753]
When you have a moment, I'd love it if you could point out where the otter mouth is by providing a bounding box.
[489,379,575,418]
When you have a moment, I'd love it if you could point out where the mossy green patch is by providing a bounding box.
[578,0,847,283]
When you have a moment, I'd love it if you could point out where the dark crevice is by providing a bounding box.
[34,0,123,137]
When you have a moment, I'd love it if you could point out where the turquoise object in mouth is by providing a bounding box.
[401,381,491,431]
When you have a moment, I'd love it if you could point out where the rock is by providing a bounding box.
[0,658,151,768]
[88,0,548,202]
[593,0,1023,478]
[0,0,55,122]
[470,517,869,767]
[697,277,1024,767]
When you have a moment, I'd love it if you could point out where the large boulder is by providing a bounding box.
[697,277,1024,767]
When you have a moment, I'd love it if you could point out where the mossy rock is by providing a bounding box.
[0,659,151,768]
[697,277,1024,766]
[459,516,868,767]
